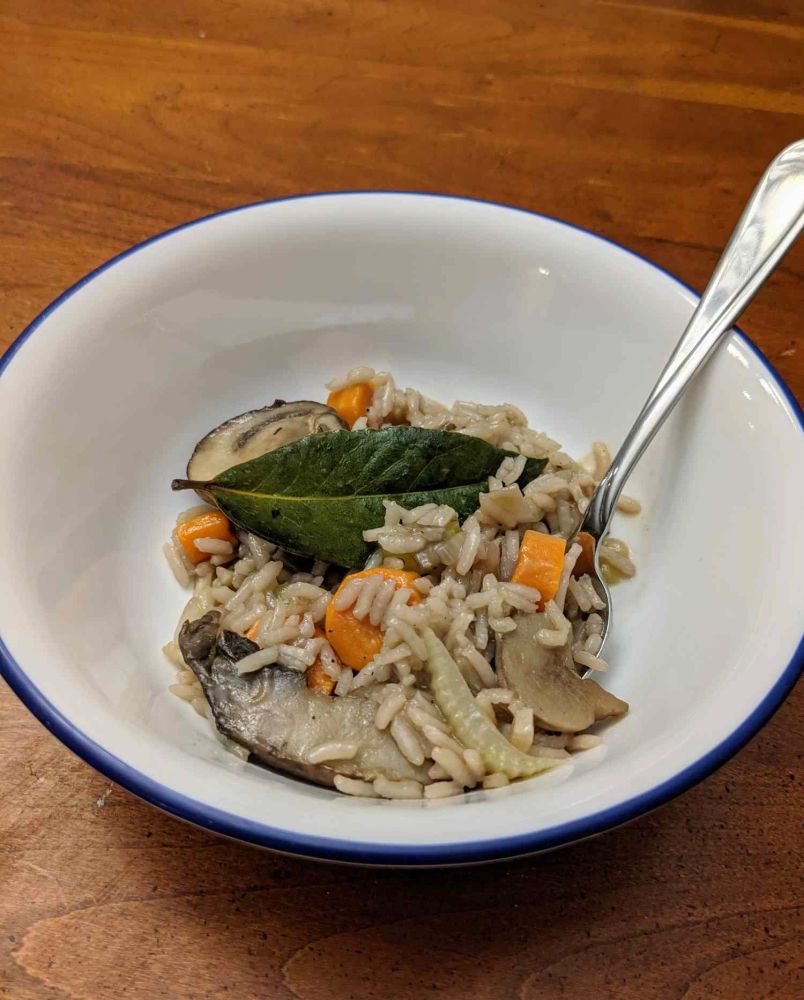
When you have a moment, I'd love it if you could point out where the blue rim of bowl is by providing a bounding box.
[1,191,802,865]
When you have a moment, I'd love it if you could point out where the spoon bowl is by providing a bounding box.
[578,138,804,659]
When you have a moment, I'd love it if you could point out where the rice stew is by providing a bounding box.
[164,367,639,799]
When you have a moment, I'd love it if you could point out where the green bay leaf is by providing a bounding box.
[173,427,547,567]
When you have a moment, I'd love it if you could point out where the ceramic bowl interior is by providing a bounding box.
[1,193,801,864]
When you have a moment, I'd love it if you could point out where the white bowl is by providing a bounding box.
[1,193,802,865]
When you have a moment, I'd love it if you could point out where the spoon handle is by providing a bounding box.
[583,138,804,539]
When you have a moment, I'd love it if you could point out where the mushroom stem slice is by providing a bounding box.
[497,613,628,733]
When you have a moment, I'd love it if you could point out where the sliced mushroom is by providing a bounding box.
[187,400,346,483]
[178,612,427,787]
[497,612,628,733]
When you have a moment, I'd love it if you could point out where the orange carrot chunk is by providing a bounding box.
[303,628,338,695]
[175,510,237,565]
[244,619,337,695]
[306,657,337,696]
[325,567,421,670]
[572,531,596,578]
[326,382,373,428]
[510,530,566,607]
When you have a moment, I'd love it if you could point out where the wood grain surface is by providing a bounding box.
[1,2,802,997]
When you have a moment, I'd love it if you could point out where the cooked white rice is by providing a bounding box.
[164,367,639,799]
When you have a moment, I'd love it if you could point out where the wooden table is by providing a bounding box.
[1,2,802,996]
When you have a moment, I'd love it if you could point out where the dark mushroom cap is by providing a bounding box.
[178,612,428,788]
[187,400,346,483]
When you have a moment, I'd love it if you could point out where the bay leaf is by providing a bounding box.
[173,427,546,567]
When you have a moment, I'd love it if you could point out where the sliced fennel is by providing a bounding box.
[421,629,558,780]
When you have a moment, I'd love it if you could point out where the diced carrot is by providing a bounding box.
[175,510,237,565]
[305,627,339,694]
[572,532,596,578]
[325,567,421,670]
[326,382,373,428]
[306,657,336,695]
[244,618,337,695]
[511,530,566,607]
[304,625,335,694]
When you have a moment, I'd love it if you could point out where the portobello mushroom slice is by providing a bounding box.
[497,612,628,733]
[187,400,346,483]
[178,612,427,787]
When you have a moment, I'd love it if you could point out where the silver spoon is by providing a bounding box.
[578,138,804,657]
